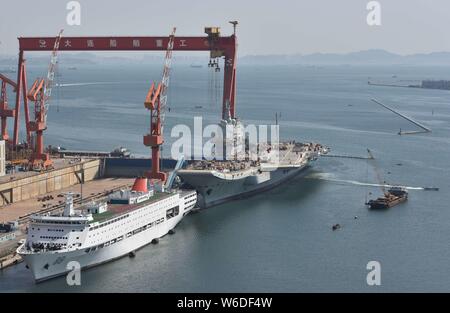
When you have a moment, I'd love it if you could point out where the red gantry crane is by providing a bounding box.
[26,30,63,170]
[143,28,176,182]
[11,23,238,169]
[0,73,17,141]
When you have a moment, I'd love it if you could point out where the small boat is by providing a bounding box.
[332,224,341,231]
[387,186,408,197]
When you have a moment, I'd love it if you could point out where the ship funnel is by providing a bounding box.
[132,177,148,193]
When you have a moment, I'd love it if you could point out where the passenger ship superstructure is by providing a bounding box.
[17,177,197,282]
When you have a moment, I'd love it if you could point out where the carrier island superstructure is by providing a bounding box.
[178,113,328,209]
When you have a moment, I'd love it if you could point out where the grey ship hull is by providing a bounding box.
[179,162,312,209]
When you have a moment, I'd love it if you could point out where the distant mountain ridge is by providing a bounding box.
[2,49,450,66]
[239,50,450,65]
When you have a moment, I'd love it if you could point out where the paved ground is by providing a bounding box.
[0,177,135,222]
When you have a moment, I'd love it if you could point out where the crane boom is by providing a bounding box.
[159,27,176,125]
[43,29,63,120]
[25,29,63,170]
[367,149,387,196]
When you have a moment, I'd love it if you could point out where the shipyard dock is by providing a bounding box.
[0,156,177,268]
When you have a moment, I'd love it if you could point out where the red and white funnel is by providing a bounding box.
[131,177,148,193]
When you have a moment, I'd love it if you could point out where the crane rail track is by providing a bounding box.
[17,183,133,225]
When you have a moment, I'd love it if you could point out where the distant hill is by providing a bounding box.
[240,50,450,65]
[2,50,450,67]
[0,53,207,67]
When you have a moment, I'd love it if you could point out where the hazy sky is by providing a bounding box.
[1,0,450,56]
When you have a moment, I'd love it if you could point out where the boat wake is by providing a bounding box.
[306,173,425,190]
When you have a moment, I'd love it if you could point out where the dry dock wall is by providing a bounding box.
[0,158,181,206]
[0,159,102,206]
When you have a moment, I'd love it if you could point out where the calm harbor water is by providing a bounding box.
[1,62,449,292]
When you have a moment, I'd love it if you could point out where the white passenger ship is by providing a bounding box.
[17,177,197,282]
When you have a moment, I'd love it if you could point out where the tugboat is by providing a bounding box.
[110,146,131,158]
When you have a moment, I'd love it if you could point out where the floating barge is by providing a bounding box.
[366,187,408,209]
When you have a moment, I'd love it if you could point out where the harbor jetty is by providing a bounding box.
[371,98,432,135]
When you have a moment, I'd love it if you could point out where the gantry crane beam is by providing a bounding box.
[18,36,235,52]
[13,29,238,147]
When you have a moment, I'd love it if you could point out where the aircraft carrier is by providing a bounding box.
[178,117,328,209]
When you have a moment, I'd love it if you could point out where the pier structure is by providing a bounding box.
[371,98,432,135]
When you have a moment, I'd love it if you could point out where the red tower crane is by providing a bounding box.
[26,30,63,170]
[0,74,17,141]
[143,28,176,182]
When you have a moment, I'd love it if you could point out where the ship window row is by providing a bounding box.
[33,220,87,225]
[47,229,64,232]
[40,235,68,240]
[131,217,165,236]
[30,242,66,251]
[133,202,175,216]
[132,206,161,217]
[86,217,165,251]
[90,214,129,230]
[89,215,163,241]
